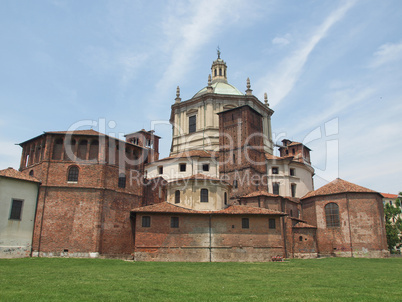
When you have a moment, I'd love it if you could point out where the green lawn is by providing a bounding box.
[0,258,401,301]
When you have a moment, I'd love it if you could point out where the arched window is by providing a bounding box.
[67,166,79,182]
[175,190,180,204]
[219,68,222,76]
[200,189,208,203]
[214,69,217,76]
[118,173,126,188]
[325,203,340,228]
[29,170,34,176]
[52,138,63,160]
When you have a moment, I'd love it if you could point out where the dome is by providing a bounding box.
[193,82,244,98]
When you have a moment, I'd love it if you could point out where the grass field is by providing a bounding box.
[0,258,401,301]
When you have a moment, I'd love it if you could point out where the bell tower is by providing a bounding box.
[211,48,228,84]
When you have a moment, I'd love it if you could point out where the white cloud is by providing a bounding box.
[272,34,291,46]
[369,41,402,68]
[155,0,246,93]
[256,0,357,107]
[0,140,21,170]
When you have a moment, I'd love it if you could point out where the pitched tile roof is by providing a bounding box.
[240,191,300,204]
[131,202,286,216]
[301,178,378,199]
[293,222,317,229]
[241,190,279,198]
[46,129,103,136]
[381,193,399,199]
[0,168,41,183]
[163,150,217,160]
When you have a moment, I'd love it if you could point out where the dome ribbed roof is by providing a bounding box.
[193,82,243,98]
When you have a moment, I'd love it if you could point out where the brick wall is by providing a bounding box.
[133,213,284,262]
[302,193,388,257]
[218,106,267,199]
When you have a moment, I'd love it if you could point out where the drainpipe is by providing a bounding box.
[209,214,212,262]
[37,146,52,257]
[281,198,288,257]
[346,193,354,257]
[30,182,41,257]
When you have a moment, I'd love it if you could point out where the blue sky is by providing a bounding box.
[1,0,401,194]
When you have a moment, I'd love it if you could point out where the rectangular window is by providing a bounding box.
[142,216,151,227]
[179,163,186,172]
[272,167,279,174]
[202,164,209,172]
[200,189,209,203]
[290,168,295,176]
[189,115,196,133]
[9,199,23,220]
[291,184,297,198]
[273,182,280,195]
[171,217,179,228]
[233,180,238,189]
[269,218,276,229]
[158,166,163,174]
[242,218,249,229]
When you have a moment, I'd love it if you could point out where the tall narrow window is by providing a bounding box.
[273,182,280,195]
[291,184,297,197]
[325,203,340,228]
[142,216,150,227]
[67,166,79,182]
[290,168,295,176]
[89,140,99,160]
[242,218,249,229]
[171,217,179,228]
[224,192,227,205]
[269,218,276,229]
[118,173,126,188]
[200,189,208,203]
[175,190,180,204]
[158,166,163,174]
[52,138,63,160]
[189,115,196,133]
[233,180,238,189]
[219,68,222,76]
[77,140,88,160]
[9,199,23,220]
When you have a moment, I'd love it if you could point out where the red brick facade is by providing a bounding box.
[218,106,267,199]
[133,210,285,262]
[19,130,145,258]
[301,192,388,257]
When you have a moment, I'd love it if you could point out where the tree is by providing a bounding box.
[384,193,402,253]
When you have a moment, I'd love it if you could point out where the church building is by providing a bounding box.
[4,52,388,261]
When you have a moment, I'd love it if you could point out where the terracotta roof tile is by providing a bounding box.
[46,129,103,136]
[0,168,41,183]
[241,191,279,198]
[302,178,378,199]
[164,150,217,160]
[131,202,286,216]
[293,222,317,229]
[381,193,399,199]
